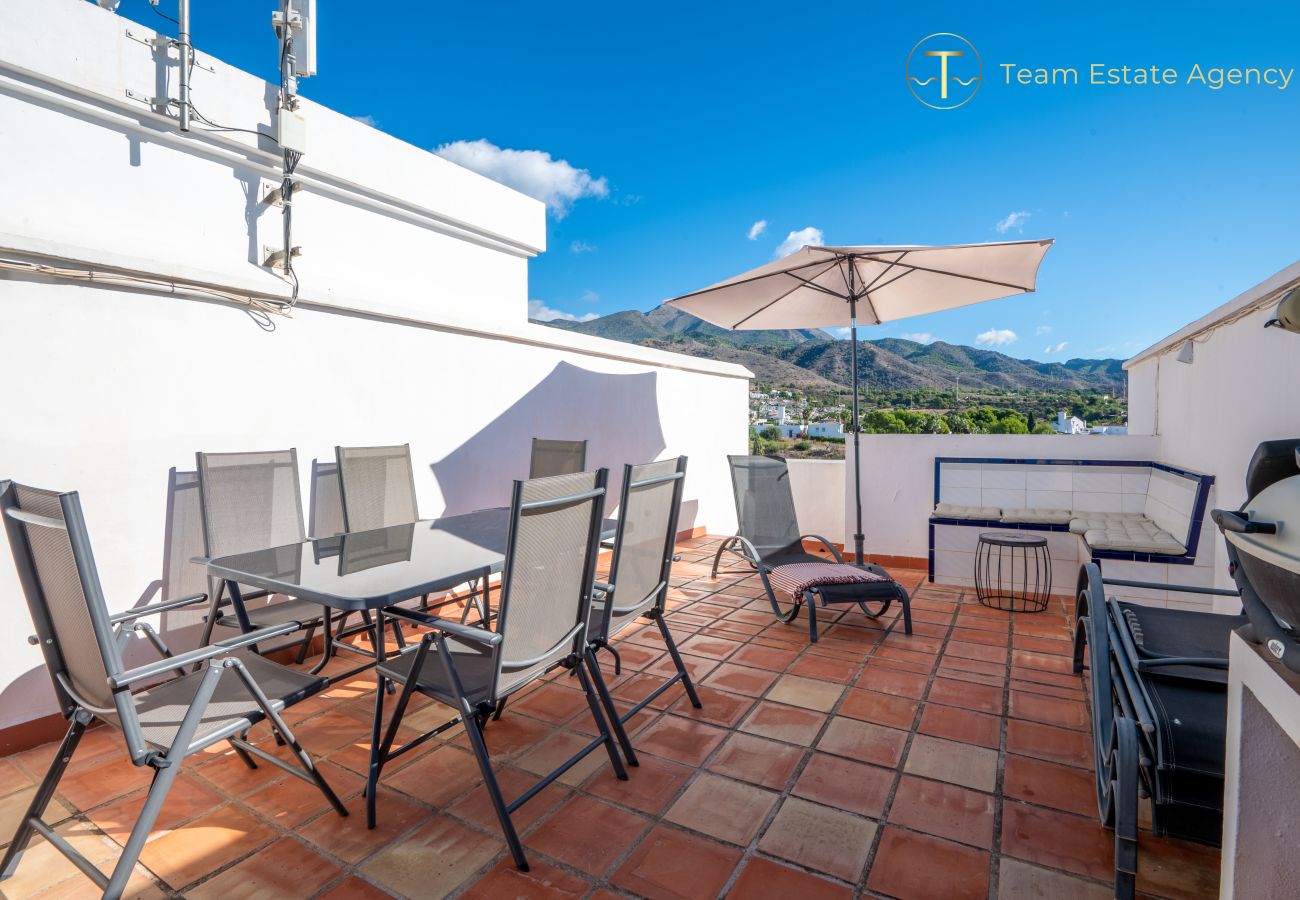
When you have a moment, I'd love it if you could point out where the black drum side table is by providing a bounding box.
[974,532,1051,613]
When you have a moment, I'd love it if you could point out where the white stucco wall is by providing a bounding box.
[785,460,846,544]
[1126,261,1300,597]
[0,0,750,732]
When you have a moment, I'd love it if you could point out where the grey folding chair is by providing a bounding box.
[365,469,628,870]
[529,438,588,478]
[0,481,345,900]
[337,444,488,624]
[712,455,912,642]
[308,459,345,539]
[195,450,333,664]
[584,457,702,765]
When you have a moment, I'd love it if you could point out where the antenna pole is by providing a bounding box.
[177,0,190,131]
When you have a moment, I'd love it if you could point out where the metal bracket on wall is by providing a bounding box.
[262,245,302,271]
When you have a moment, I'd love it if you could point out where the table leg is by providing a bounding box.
[365,607,387,829]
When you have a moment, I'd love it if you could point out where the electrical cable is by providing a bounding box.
[148,1,179,26]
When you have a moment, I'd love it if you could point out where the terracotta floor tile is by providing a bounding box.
[839,689,920,730]
[0,757,34,800]
[792,752,893,818]
[872,645,937,674]
[186,836,341,899]
[1002,754,1095,818]
[526,795,649,876]
[738,702,827,747]
[787,653,859,684]
[945,640,1010,664]
[585,754,694,814]
[1000,801,1112,881]
[81,772,223,843]
[1008,690,1089,731]
[139,803,276,890]
[903,734,998,793]
[609,642,665,671]
[997,857,1111,899]
[668,685,754,728]
[917,703,1002,750]
[725,856,852,899]
[1010,665,1083,690]
[635,715,728,766]
[729,644,799,672]
[511,683,590,724]
[866,826,990,900]
[1005,719,1093,769]
[298,788,428,865]
[313,876,396,900]
[765,675,845,713]
[702,663,779,698]
[678,635,745,660]
[240,761,364,828]
[384,743,481,808]
[1,819,157,899]
[927,677,1004,714]
[1012,634,1073,656]
[612,673,674,710]
[855,663,929,699]
[1012,649,1075,674]
[817,717,908,768]
[447,766,570,832]
[664,773,778,845]
[361,813,502,896]
[706,733,804,791]
[645,653,720,684]
[461,857,590,899]
[1010,677,1084,701]
[757,796,875,882]
[887,774,995,849]
[55,756,155,812]
[611,824,741,900]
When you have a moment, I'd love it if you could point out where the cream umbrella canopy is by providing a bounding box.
[664,238,1054,565]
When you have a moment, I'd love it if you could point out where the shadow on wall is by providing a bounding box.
[430,361,673,519]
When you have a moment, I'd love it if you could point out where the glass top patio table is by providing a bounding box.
[205,507,618,611]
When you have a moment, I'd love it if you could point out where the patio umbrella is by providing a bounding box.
[664,239,1054,565]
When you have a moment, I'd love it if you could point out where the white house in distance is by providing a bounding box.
[1054,410,1088,434]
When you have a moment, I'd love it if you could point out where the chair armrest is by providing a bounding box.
[593,581,613,599]
[108,622,300,689]
[384,607,503,647]
[799,534,844,563]
[109,593,209,625]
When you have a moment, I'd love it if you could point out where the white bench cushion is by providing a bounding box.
[933,503,1001,520]
[1083,518,1187,555]
[1068,513,1149,535]
[1000,508,1072,525]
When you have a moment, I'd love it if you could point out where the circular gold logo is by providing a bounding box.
[906,33,982,109]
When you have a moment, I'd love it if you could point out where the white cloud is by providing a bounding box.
[775,226,824,258]
[901,332,935,344]
[434,139,608,218]
[995,210,1031,234]
[1034,324,1053,336]
[351,114,378,127]
[1044,341,1068,354]
[828,326,852,339]
[528,299,598,323]
[579,289,600,303]
[747,220,768,240]
[975,328,1018,347]
[570,240,596,254]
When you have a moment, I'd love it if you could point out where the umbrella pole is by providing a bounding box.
[849,300,865,566]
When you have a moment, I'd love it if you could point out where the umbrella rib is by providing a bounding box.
[729,274,826,329]
[860,256,1035,293]
[861,250,911,294]
[665,255,838,303]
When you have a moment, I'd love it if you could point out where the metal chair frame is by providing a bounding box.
[363,470,628,871]
[0,481,344,900]
[583,457,702,766]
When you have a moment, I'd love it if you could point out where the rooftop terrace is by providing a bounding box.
[0,536,1219,899]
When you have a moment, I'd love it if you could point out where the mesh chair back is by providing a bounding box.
[600,457,687,641]
[529,439,588,479]
[160,469,210,629]
[309,460,345,538]
[336,445,419,532]
[1,483,126,717]
[495,470,606,695]
[195,450,306,558]
[726,455,802,559]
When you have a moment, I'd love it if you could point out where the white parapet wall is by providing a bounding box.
[0,0,751,735]
[785,459,846,545]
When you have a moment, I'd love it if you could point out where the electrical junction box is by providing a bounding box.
[277,108,307,154]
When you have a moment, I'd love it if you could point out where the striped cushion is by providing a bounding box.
[767,562,888,599]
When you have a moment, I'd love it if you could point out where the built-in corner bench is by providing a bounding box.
[928,457,1218,609]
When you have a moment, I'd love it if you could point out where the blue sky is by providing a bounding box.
[118,0,1299,361]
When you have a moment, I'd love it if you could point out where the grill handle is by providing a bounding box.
[1212,509,1278,535]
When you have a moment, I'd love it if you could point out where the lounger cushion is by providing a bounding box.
[1084,518,1187,555]
[999,508,1072,525]
[1068,512,1150,535]
[932,503,1001,520]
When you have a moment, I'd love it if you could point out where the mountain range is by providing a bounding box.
[539,306,1126,394]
